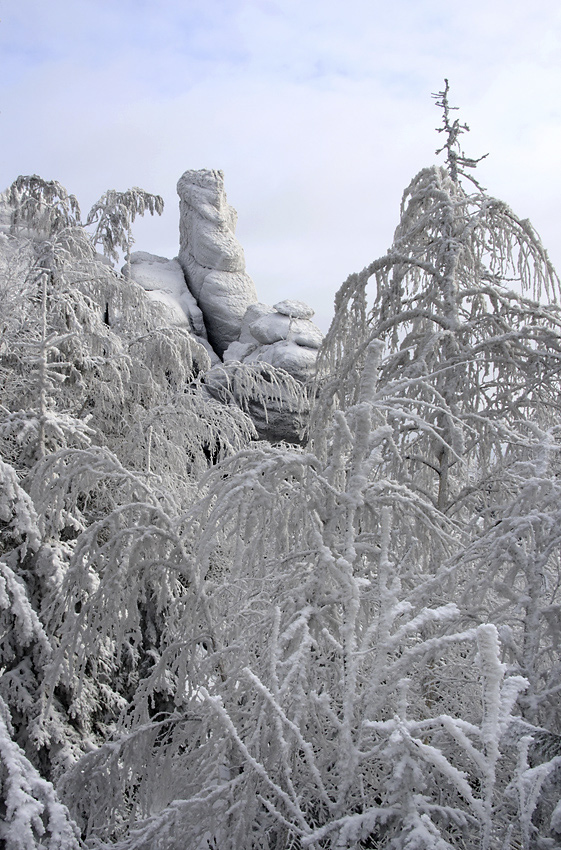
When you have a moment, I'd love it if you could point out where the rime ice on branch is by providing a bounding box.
[432,78,488,187]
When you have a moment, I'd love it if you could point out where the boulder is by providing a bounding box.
[223,340,257,362]
[230,299,324,382]
[273,299,315,319]
[203,362,307,444]
[248,312,324,350]
[288,319,324,350]
[246,340,318,382]
[239,303,275,343]
[249,312,292,345]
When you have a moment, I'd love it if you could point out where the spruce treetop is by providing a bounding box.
[432,79,488,187]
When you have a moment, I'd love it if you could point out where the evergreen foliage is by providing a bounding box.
[1,88,561,848]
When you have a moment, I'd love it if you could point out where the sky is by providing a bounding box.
[1,0,561,331]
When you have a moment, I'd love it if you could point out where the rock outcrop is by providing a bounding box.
[177,170,258,355]
[129,172,325,443]
[223,299,323,383]
[126,251,219,363]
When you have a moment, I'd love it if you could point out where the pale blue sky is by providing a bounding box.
[2,0,561,329]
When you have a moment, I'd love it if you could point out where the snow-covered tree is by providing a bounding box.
[0,175,262,846]
[51,337,531,849]
[312,84,561,527]
[449,422,561,785]
[7,175,81,238]
[0,695,80,850]
[2,86,561,849]
[86,188,164,276]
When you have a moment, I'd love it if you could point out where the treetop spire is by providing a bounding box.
[433,78,488,187]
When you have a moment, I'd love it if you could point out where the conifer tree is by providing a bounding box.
[312,81,561,524]
[0,176,258,846]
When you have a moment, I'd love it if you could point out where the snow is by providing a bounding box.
[289,318,324,349]
[173,171,324,378]
[551,799,561,833]
[224,300,324,381]
[245,339,318,381]
[239,302,275,344]
[249,311,294,344]
[0,191,12,234]
[127,251,208,339]
[3,157,561,849]
[177,169,258,354]
[0,699,80,848]
[0,458,40,554]
[187,215,246,275]
[129,251,186,295]
[248,313,323,349]
[223,340,257,362]
[198,268,258,349]
[274,299,315,319]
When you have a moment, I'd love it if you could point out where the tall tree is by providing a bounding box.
[44,87,561,849]
[0,176,259,846]
[312,82,561,525]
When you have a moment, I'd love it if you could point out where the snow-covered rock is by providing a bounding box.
[265,340,319,377]
[249,312,293,345]
[131,170,324,441]
[249,313,324,349]
[224,299,324,382]
[126,251,208,339]
[144,289,190,326]
[177,170,258,354]
[289,319,324,349]
[203,362,308,443]
[239,303,275,344]
[273,299,315,319]
[245,340,318,382]
[223,340,257,362]
[128,251,186,295]
[125,251,219,363]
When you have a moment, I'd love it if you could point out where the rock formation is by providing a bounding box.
[223,299,323,383]
[176,169,258,355]
[128,171,326,442]
[126,251,219,362]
